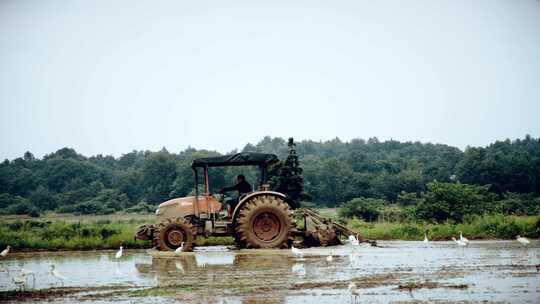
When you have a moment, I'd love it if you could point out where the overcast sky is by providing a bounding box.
[1,0,539,160]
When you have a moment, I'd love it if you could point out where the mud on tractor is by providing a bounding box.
[135,152,363,251]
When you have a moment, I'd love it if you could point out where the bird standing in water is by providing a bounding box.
[516,235,530,246]
[12,272,27,291]
[1,245,10,258]
[459,231,469,244]
[291,246,303,258]
[326,251,333,263]
[349,235,360,247]
[50,265,66,286]
[175,242,185,253]
[115,246,123,259]
[21,268,36,287]
[452,237,468,247]
[348,282,360,303]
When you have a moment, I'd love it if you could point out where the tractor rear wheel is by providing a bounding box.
[235,195,293,249]
[154,217,196,252]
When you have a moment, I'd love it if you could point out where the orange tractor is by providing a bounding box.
[135,152,361,251]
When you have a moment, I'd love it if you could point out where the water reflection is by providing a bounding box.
[195,252,235,267]
[1,241,539,303]
[135,253,293,303]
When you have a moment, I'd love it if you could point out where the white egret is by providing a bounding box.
[516,235,530,246]
[459,231,469,244]
[348,282,360,303]
[348,235,360,247]
[115,246,123,259]
[423,233,429,244]
[12,272,27,291]
[0,264,9,274]
[452,237,468,247]
[291,246,303,258]
[1,245,10,258]
[50,265,66,286]
[174,242,185,254]
[326,251,333,263]
[21,268,36,287]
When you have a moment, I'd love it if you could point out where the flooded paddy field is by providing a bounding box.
[0,240,538,303]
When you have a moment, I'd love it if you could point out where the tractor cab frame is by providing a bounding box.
[190,152,278,217]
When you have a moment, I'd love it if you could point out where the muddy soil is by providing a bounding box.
[0,240,538,303]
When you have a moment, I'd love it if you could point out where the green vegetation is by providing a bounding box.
[0,218,151,251]
[346,214,540,240]
[0,213,234,251]
[270,138,309,209]
[1,135,539,217]
[338,181,539,240]
[341,182,540,223]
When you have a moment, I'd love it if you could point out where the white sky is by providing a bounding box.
[1,0,539,160]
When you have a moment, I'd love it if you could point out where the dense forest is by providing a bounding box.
[0,135,539,218]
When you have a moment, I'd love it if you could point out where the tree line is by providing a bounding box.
[0,135,539,217]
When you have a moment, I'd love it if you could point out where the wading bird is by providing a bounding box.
[21,268,36,287]
[50,265,66,286]
[12,272,27,291]
[1,245,10,258]
[452,237,468,247]
[326,251,333,263]
[0,264,9,274]
[348,282,360,303]
[423,233,429,244]
[459,231,469,244]
[349,235,360,247]
[174,242,185,254]
[115,246,123,259]
[516,235,530,246]
[291,246,303,258]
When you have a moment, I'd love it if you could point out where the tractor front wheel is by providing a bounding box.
[154,217,196,252]
[235,195,292,249]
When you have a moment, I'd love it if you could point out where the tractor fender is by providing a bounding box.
[232,191,286,222]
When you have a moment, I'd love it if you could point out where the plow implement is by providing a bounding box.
[292,208,378,247]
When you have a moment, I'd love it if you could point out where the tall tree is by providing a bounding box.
[270,138,307,209]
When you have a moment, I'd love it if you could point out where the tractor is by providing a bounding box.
[135,152,364,251]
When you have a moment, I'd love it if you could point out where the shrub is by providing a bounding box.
[8,221,23,231]
[0,193,29,209]
[6,200,37,215]
[496,192,540,216]
[29,208,40,217]
[126,202,155,213]
[415,182,496,223]
[339,197,387,222]
[72,201,105,214]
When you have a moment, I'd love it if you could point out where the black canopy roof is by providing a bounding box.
[191,152,278,168]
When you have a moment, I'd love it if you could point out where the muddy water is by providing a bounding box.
[1,241,539,303]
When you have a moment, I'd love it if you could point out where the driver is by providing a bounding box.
[219,174,253,218]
